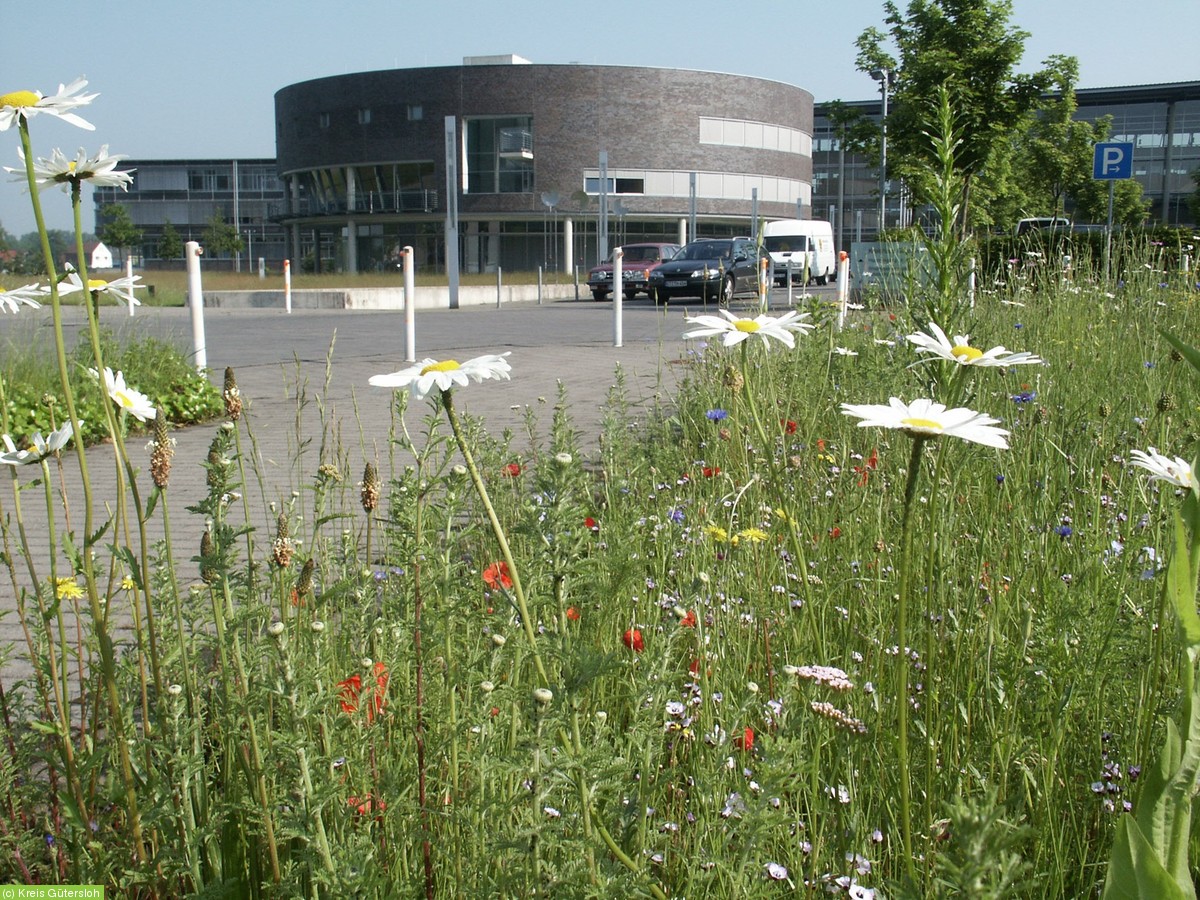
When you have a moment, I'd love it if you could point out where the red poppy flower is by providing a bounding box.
[338,661,389,724]
[702,466,721,478]
[680,609,697,628]
[689,658,701,677]
[781,419,798,435]
[348,793,387,816]
[829,526,842,540]
[816,439,826,451]
[584,516,598,531]
[482,561,513,590]
[566,606,581,621]
[623,628,644,653]
[733,726,755,752]
[489,706,501,718]
[853,448,878,487]
[502,462,523,477]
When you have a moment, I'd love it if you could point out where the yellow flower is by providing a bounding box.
[736,527,770,544]
[53,577,84,600]
[120,575,137,591]
[704,524,729,543]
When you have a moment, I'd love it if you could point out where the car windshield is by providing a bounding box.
[677,241,731,261]
[764,236,808,252]
[624,246,662,262]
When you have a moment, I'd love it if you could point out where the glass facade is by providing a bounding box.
[465,117,534,194]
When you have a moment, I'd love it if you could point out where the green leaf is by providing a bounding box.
[1161,331,1200,381]
[1166,512,1200,650]
[1102,816,1188,900]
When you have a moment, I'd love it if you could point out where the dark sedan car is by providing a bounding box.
[647,238,766,303]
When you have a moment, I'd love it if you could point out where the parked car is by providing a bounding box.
[647,238,767,303]
[587,242,681,301]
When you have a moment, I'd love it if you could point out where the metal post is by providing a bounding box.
[836,251,850,332]
[751,188,759,243]
[258,257,265,279]
[537,265,543,305]
[445,116,460,309]
[185,241,206,371]
[688,172,697,243]
[759,256,768,308]
[873,68,892,236]
[284,258,292,314]
[403,246,416,362]
[598,151,609,264]
[126,256,135,317]
[613,247,623,347]
[968,257,977,309]
[786,260,793,305]
[496,266,502,308]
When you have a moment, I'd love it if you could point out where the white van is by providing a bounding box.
[762,219,836,285]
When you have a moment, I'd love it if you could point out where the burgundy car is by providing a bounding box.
[587,242,680,301]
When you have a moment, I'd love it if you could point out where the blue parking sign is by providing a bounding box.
[1093,142,1134,180]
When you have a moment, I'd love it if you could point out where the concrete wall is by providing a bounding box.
[204,282,582,310]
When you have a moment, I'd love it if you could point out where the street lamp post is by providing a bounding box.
[871,68,896,237]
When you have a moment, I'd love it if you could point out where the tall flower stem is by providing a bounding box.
[18,120,146,862]
[441,390,551,688]
[895,436,929,885]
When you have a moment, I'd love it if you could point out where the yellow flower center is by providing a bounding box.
[87,279,108,291]
[901,417,944,433]
[733,320,760,333]
[0,90,39,108]
[951,344,983,362]
[67,161,77,172]
[421,359,461,374]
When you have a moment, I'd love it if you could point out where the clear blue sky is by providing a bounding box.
[3,0,1195,236]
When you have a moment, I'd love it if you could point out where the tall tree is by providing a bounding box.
[97,203,142,266]
[856,0,1051,230]
[201,209,244,258]
[157,220,183,261]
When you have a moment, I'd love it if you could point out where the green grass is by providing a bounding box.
[0,247,1198,897]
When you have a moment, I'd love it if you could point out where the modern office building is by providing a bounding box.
[812,80,1200,247]
[95,67,1197,274]
[272,56,815,274]
[92,158,288,270]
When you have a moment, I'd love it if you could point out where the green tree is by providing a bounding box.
[855,0,1052,231]
[157,220,183,260]
[201,209,244,258]
[97,203,142,266]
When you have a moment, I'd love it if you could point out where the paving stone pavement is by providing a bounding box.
[0,294,741,684]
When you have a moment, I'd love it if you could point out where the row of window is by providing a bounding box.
[317,105,424,129]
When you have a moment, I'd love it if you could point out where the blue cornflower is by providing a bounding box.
[669,508,686,525]
[1012,391,1036,404]
[995,473,1005,485]
[706,409,728,421]
[1054,524,1073,539]
[1144,361,1155,369]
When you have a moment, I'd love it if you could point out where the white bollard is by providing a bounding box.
[258,257,266,279]
[496,267,502,308]
[284,259,292,314]
[185,241,207,371]
[613,247,624,348]
[402,246,416,363]
[759,256,769,309]
[537,265,543,306]
[125,256,136,317]
[835,251,850,332]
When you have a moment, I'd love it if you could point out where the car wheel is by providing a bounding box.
[591,289,607,301]
[720,274,735,304]
[816,273,827,286]
[624,290,638,302]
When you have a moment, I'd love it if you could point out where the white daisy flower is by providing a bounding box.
[0,423,74,466]
[0,78,97,132]
[6,145,133,192]
[369,352,512,400]
[840,397,1010,449]
[0,283,47,313]
[682,309,814,349]
[1130,447,1199,494]
[833,347,859,357]
[89,367,156,422]
[907,321,1042,367]
[65,271,142,307]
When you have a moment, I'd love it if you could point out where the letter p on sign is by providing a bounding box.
[1093,142,1134,180]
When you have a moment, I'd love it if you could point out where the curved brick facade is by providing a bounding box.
[274,63,814,272]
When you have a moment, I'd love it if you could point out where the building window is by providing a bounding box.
[357,108,372,125]
[319,112,331,129]
[465,116,534,194]
[584,177,644,195]
[407,104,423,121]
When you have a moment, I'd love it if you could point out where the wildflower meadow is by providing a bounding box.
[1,78,1199,899]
